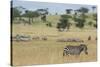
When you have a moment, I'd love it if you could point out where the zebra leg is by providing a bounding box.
[63,51,65,56]
[85,51,88,55]
[63,50,66,56]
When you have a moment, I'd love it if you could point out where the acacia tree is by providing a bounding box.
[93,14,97,29]
[66,9,72,14]
[41,15,47,22]
[93,13,97,22]
[55,12,58,15]
[78,7,89,14]
[93,23,97,28]
[73,10,79,21]
[46,22,52,27]
[74,7,89,29]
[36,8,48,22]
[12,7,22,20]
[23,10,40,24]
[75,18,85,29]
[57,15,72,31]
[88,21,93,27]
[92,6,96,13]
[91,6,97,28]
[32,11,40,22]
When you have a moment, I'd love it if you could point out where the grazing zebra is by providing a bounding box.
[41,36,47,40]
[15,34,32,41]
[32,36,40,40]
[57,38,83,42]
[63,44,88,56]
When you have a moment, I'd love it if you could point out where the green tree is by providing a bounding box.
[92,6,96,13]
[23,10,40,24]
[88,21,93,27]
[36,8,49,22]
[93,13,97,22]
[75,18,85,29]
[91,6,97,22]
[66,9,72,14]
[93,23,97,28]
[12,7,22,20]
[57,15,71,31]
[41,15,46,22]
[78,7,89,14]
[46,22,52,27]
[74,7,89,29]
[32,11,40,22]
[61,14,72,18]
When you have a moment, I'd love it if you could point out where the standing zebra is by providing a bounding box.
[63,44,88,56]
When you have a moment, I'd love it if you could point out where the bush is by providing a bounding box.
[46,23,52,27]
[88,21,93,26]
[75,18,85,29]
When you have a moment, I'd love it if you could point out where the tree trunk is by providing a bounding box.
[29,17,31,24]
[32,18,33,23]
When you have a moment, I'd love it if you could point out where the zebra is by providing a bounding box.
[32,36,40,40]
[57,38,84,42]
[63,44,88,56]
[41,36,47,40]
[42,37,47,40]
[15,34,32,41]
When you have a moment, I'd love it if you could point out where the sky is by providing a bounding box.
[12,0,97,14]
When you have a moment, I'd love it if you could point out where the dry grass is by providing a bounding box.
[12,17,97,66]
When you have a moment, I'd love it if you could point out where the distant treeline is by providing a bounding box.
[11,6,97,31]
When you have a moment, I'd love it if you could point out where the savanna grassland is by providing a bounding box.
[12,15,97,66]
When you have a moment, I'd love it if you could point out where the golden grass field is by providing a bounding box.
[12,14,97,66]
[12,23,97,66]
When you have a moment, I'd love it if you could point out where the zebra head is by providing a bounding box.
[79,44,88,55]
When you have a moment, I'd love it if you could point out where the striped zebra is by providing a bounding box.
[15,34,32,41]
[63,44,88,56]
